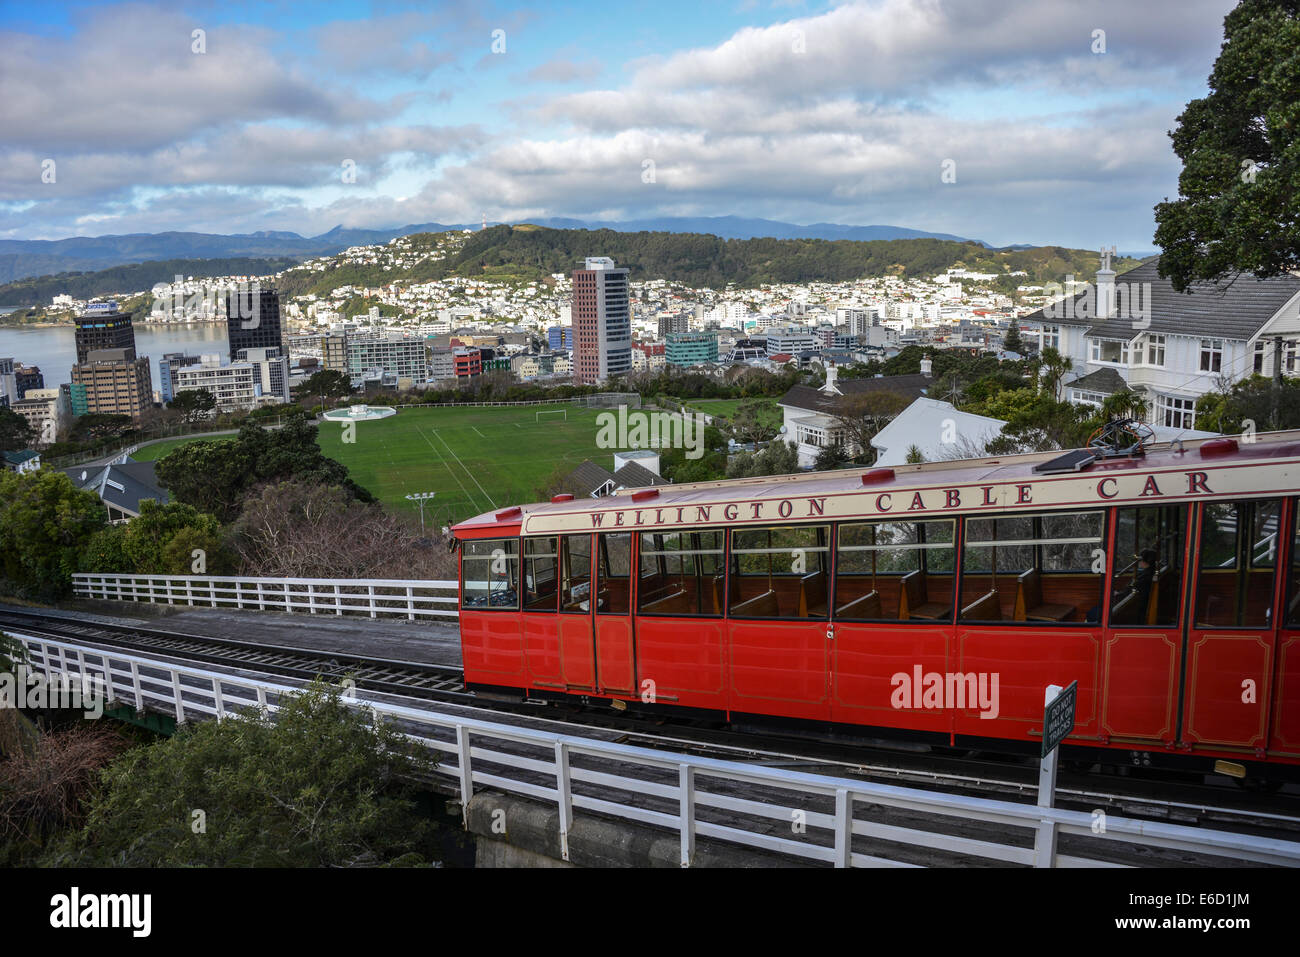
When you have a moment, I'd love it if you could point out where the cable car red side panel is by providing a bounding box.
[634,617,727,710]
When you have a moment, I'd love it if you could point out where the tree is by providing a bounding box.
[300,369,352,399]
[726,440,799,478]
[1003,318,1023,355]
[0,407,34,452]
[829,390,911,461]
[905,445,925,464]
[51,683,443,867]
[813,444,851,470]
[729,400,779,444]
[1195,374,1300,433]
[78,500,233,575]
[168,388,216,423]
[227,480,456,580]
[155,410,371,522]
[1153,1,1300,290]
[1036,347,1072,399]
[0,471,107,599]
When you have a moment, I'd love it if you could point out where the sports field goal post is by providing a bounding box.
[581,392,642,409]
[536,409,568,422]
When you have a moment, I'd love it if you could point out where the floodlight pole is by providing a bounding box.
[405,492,436,534]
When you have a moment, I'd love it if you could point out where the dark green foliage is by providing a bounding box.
[0,471,107,598]
[154,408,372,522]
[275,225,1137,296]
[167,388,216,422]
[1154,1,1300,290]
[80,500,232,575]
[1195,375,1300,433]
[0,407,34,452]
[50,683,441,867]
[0,258,301,308]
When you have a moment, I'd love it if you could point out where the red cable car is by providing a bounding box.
[452,431,1300,779]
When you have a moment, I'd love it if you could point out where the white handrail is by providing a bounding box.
[71,572,458,620]
[12,630,1300,869]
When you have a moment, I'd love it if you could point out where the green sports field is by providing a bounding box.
[131,435,226,462]
[315,404,617,527]
[685,397,782,428]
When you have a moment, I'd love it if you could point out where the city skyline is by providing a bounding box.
[1,0,1238,251]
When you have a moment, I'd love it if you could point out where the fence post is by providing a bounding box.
[130,660,143,712]
[256,580,265,611]
[368,584,377,619]
[212,678,225,720]
[1033,684,1064,868]
[334,583,342,616]
[679,765,695,868]
[172,672,186,725]
[834,788,852,868]
[407,586,416,621]
[556,741,573,863]
[457,725,473,825]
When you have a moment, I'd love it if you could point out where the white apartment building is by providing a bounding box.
[12,388,68,446]
[173,354,287,412]
[346,333,428,381]
[1022,257,1300,431]
[765,326,818,356]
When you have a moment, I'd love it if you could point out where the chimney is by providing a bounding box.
[920,356,933,377]
[821,362,842,395]
[1095,245,1117,319]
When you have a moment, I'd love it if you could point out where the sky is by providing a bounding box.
[0,0,1241,250]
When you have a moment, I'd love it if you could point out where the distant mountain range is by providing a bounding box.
[0,217,1001,284]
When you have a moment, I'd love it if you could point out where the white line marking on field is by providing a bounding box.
[414,425,481,513]
[473,427,487,438]
[432,428,496,509]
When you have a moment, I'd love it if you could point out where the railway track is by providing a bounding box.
[4,606,1299,840]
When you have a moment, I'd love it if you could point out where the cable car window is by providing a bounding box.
[1195,499,1281,628]
[460,537,520,610]
[523,537,558,612]
[1108,505,1186,627]
[637,529,725,616]
[560,534,593,613]
[834,519,955,621]
[1288,502,1300,628]
[959,511,1104,623]
[730,525,830,619]
[597,533,632,615]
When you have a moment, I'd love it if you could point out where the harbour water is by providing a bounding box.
[0,318,230,394]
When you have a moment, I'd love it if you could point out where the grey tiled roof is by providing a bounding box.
[612,461,664,488]
[779,373,932,415]
[1023,258,1300,341]
[62,457,169,517]
[567,460,615,495]
[1065,367,1130,395]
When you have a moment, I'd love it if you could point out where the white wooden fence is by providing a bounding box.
[72,573,458,621]
[13,630,1300,868]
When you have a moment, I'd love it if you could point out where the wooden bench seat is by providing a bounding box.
[731,589,779,618]
[798,571,828,618]
[640,588,690,615]
[899,570,952,620]
[961,589,1001,621]
[836,590,882,620]
[1013,569,1074,622]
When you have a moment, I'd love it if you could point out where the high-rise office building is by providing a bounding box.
[159,353,202,402]
[71,348,152,420]
[74,302,136,364]
[572,257,631,385]
[225,288,283,360]
[658,313,690,339]
[0,357,14,408]
[665,332,720,367]
[14,364,44,400]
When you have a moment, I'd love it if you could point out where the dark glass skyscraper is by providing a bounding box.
[225,288,283,360]
[74,303,136,363]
